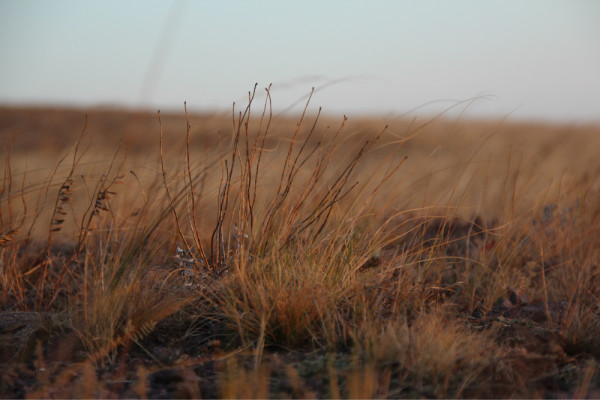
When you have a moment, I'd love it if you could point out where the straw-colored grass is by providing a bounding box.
[1,91,599,398]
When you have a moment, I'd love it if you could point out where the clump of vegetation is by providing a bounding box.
[1,88,599,398]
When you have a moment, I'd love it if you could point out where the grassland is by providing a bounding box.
[1,91,599,398]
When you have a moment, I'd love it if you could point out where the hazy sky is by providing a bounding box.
[1,0,599,122]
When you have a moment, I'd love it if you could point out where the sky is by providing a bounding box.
[1,0,599,123]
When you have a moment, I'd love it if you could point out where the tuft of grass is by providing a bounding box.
[1,93,600,398]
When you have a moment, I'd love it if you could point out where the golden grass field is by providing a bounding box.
[1,91,600,398]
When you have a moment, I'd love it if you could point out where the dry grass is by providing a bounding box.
[1,92,599,398]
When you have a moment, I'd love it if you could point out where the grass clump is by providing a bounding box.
[1,89,600,398]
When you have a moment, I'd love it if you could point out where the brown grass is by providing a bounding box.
[1,93,599,398]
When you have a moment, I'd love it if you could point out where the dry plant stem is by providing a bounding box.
[240,91,254,234]
[227,86,258,241]
[3,135,29,232]
[1,135,15,228]
[36,117,88,308]
[0,137,28,306]
[0,142,7,228]
[46,116,88,253]
[253,107,384,252]
[270,120,334,245]
[17,155,28,232]
[183,102,209,266]
[251,84,273,216]
[290,126,386,242]
[210,84,258,267]
[241,91,275,254]
[24,151,72,253]
[286,107,323,184]
[158,110,193,258]
[213,128,226,266]
[129,170,148,204]
[48,143,124,307]
[257,91,320,250]
[276,88,314,197]
[241,86,272,234]
[76,144,122,250]
[538,241,552,325]
[201,85,273,271]
[228,96,252,253]
[278,109,324,209]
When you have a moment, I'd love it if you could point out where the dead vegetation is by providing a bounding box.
[1,90,599,398]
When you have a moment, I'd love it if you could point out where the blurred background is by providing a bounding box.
[1,0,599,123]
